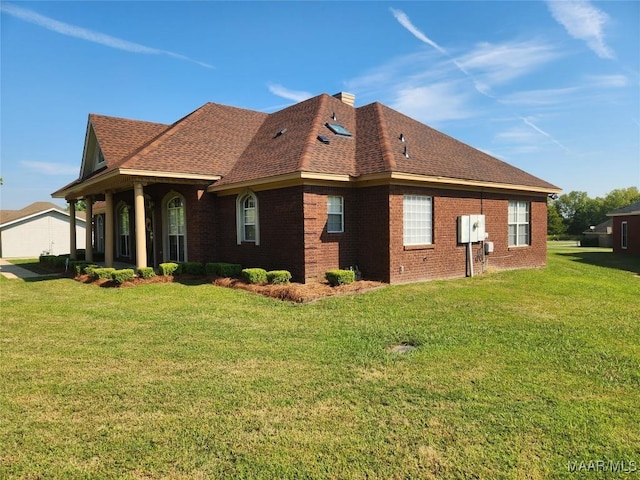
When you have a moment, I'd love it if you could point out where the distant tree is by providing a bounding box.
[65,199,86,212]
[598,187,640,217]
[0,177,3,186]
[547,198,566,235]
[555,187,640,235]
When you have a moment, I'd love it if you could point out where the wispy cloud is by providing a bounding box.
[390,8,447,55]
[501,87,581,107]
[546,0,614,59]
[388,8,569,151]
[21,161,78,176]
[390,7,492,98]
[0,3,213,68]
[519,116,571,152]
[456,40,562,87]
[392,83,473,124]
[267,84,313,103]
[584,74,628,88]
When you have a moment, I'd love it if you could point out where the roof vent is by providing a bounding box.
[331,112,337,121]
[403,146,410,159]
[318,135,330,144]
[399,133,406,143]
[273,128,287,138]
[332,92,355,106]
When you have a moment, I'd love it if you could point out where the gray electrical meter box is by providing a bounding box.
[458,215,485,243]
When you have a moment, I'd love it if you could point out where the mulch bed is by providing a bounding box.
[74,273,384,303]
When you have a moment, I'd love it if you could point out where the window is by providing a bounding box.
[403,195,432,246]
[325,122,352,136]
[167,196,186,262]
[327,196,344,233]
[621,221,628,249]
[96,215,105,253]
[94,146,104,165]
[508,201,530,246]
[237,192,259,244]
[118,205,130,257]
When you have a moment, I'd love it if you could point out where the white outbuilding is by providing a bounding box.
[0,202,86,258]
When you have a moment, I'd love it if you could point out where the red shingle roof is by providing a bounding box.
[65,93,559,193]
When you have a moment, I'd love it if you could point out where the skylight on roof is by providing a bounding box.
[325,122,352,137]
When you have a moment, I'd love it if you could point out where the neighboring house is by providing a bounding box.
[52,92,560,283]
[607,201,640,255]
[0,202,86,258]
[582,219,613,247]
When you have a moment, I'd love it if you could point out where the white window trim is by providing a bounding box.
[327,196,344,233]
[508,201,530,247]
[621,221,628,249]
[161,192,188,262]
[403,195,433,246]
[236,191,260,245]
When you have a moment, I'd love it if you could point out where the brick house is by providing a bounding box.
[52,92,560,283]
[607,201,640,255]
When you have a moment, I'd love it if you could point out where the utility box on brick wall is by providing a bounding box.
[458,215,485,243]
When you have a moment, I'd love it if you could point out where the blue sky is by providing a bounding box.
[1,1,638,210]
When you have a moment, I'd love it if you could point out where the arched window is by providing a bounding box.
[236,192,259,245]
[118,205,131,258]
[167,196,186,262]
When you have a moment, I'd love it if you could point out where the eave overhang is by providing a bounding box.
[208,170,562,197]
[52,168,221,200]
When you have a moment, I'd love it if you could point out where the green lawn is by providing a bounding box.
[1,246,639,479]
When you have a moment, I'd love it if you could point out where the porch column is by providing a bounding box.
[84,196,93,262]
[105,192,114,267]
[134,182,147,269]
[69,200,77,260]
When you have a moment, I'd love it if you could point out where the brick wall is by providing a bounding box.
[215,187,306,281]
[107,182,550,283]
[387,187,548,284]
[611,215,640,255]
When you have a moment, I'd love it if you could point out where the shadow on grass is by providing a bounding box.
[558,251,640,275]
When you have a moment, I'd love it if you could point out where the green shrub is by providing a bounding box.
[325,269,355,287]
[267,270,292,284]
[112,269,135,284]
[91,267,116,280]
[242,268,268,284]
[159,263,180,276]
[137,267,156,279]
[70,261,98,276]
[181,262,205,276]
[206,262,243,278]
[39,255,55,264]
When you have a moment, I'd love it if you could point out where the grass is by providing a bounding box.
[1,246,639,479]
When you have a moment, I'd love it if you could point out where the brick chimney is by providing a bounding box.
[333,92,355,106]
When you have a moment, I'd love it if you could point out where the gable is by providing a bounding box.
[79,114,169,179]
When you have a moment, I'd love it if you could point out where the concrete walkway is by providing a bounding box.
[0,258,56,280]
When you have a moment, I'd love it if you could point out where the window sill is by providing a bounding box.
[404,244,435,251]
[508,244,530,250]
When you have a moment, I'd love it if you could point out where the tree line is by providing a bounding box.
[548,187,640,236]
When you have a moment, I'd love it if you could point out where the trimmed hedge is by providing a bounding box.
[206,262,243,278]
[91,267,116,280]
[137,267,156,279]
[242,268,268,284]
[70,261,98,275]
[325,269,355,287]
[159,263,180,276]
[112,269,135,284]
[180,262,205,276]
[267,270,292,285]
[39,254,69,268]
